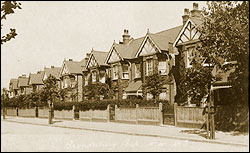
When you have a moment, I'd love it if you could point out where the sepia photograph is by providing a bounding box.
[1,1,249,152]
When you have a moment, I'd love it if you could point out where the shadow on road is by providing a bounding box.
[180,129,207,139]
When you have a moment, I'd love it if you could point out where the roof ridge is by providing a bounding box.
[155,25,183,34]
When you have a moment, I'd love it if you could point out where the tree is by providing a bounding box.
[40,75,59,104]
[1,1,22,45]
[84,82,112,100]
[143,73,168,100]
[181,1,249,131]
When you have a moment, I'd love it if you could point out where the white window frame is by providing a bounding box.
[113,65,118,80]
[92,71,97,83]
[146,59,153,76]
[158,60,167,75]
[122,64,129,79]
[99,70,106,83]
[186,47,194,68]
[85,75,88,86]
[135,63,141,78]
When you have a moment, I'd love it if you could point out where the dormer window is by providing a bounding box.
[122,64,129,79]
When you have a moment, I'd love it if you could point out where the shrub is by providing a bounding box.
[52,99,171,111]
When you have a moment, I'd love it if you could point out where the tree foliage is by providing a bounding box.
[180,1,249,131]
[143,73,169,100]
[1,1,22,45]
[40,75,59,103]
[83,82,113,100]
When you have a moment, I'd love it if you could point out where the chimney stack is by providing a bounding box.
[182,8,190,25]
[190,3,201,18]
[122,29,130,45]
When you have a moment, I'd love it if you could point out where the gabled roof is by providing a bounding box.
[18,76,29,87]
[61,60,85,75]
[173,17,203,47]
[10,79,19,90]
[92,51,109,66]
[155,25,183,43]
[148,33,171,51]
[44,67,61,80]
[29,71,44,85]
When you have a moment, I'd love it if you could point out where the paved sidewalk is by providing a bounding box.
[1,116,249,147]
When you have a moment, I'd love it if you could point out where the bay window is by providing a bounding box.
[113,65,118,80]
[92,71,96,83]
[99,70,105,83]
[146,59,153,76]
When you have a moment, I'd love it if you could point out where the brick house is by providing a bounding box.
[105,30,144,99]
[17,74,32,95]
[59,59,86,102]
[9,78,19,98]
[28,71,45,93]
[43,66,61,89]
[83,49,109,99]
[105,25,182,104]
[172,2,236,106]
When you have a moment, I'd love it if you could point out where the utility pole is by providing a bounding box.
[207,63,215,139]
[48,99,53,124]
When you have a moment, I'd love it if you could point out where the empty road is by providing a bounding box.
[1,121,248,152]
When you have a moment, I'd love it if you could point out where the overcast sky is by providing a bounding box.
[1,1,207,89]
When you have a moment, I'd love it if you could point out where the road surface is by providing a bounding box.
[1,121,248,152]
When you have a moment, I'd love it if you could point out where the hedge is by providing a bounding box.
[3,95,171,111]
[53,99,171,111]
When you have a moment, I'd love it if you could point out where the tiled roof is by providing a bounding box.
[44,67,61,79]
[111,26,182,60]
[189,17,203,27]
[125,81,142,92]
[10,79,19,90]
[92,51,109,66]
[29,71,44,85]
[155,25,183,43]
[64,61,84,74]
[18,76,29,87]
[148,33,171,51]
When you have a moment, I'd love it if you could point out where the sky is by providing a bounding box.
[1,1,207,89]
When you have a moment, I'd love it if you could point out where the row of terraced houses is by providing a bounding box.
[8,3,233,106]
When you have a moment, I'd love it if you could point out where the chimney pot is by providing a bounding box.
[122,29,130,45]
[193,3,198,10]
[184,8,189,15]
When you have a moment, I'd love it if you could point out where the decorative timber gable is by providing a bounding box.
[136,35,160,57]
[60,62,69,77]
[173,19,201,47]
[86,54,98,69]
[106,46,122,64]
